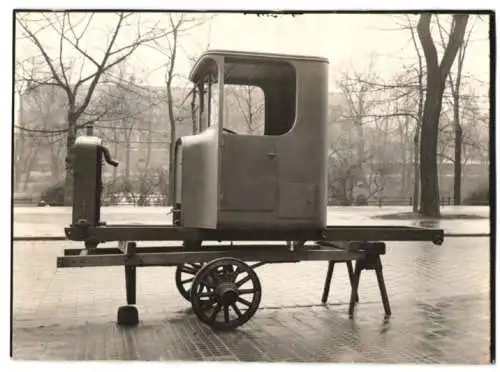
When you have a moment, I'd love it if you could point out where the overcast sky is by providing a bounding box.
[15,12,490,105]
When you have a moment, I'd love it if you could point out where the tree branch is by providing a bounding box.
[16,17,72,98]
[73,12,126,117]
[438,14,469,80]
[417,13,439,76]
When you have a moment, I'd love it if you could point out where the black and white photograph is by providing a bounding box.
[9,3,494,367]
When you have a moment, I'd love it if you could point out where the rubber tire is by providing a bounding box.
[117,305,139,326]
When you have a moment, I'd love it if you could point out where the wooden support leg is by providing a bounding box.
[348,261,362,318]
[321,261,335,303]
[125,265,136,305]
[346,261,359,303]
[375,256,391,316]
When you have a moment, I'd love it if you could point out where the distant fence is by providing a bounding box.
[14,194,485,208]
[373,196,455,207]
[13,194,38,206]
[328,196,460,207]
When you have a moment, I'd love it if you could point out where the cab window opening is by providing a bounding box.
[223,84,265,135]
[197,72,219,131]
[194,58,296,136]
[221,59,296,136]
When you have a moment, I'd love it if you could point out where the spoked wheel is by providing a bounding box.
[175,263,204,301]
[190,258,262,331]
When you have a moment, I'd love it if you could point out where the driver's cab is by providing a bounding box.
[174,50,329,230]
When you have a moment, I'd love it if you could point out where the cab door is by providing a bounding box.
[219,134,278,212]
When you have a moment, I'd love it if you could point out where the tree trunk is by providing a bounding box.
[21,151,38,192]
[412,126,420,213]
[112,129,118,184]
[436,15,470,207]
[14,168,21,192]
[246,87,254,134]
[417,13,468,217]
[145,121,152,168]
[453,123,463,205]
[168,141,175,206]
[50,150,61,184]
[165,20,179,207]
[166,81,176,207]
[407,16,424,213]
[419,79,442,217]
[125,133,131,184]
[401,149,407,197]
[167,92,176,207]
[406,153,413,196]
[452,45,466,206]
[354,122,364,165]
[14,135,27,192]
[21,167,33,192]
[399,118,409,196]
[63,116,77,206]
[354,122,365,184]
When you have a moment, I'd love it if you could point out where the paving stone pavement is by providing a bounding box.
[11,235,492,363]
[13,205,490,237]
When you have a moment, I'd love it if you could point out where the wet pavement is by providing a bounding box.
[13,205,491,237]
[12,232,492,363]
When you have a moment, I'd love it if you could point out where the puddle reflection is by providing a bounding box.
[380,316,391,335]
[414,300,453,360]
[413,219,441,229]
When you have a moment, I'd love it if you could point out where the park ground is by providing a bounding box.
[11,206,493,363]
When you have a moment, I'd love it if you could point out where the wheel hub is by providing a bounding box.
[216,282,238,305]
[190,258,262,331]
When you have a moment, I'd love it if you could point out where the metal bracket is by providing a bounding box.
[118,241,137,257]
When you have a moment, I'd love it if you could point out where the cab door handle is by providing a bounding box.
[267,152,278,158]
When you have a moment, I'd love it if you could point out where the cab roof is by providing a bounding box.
[188,49,329,82]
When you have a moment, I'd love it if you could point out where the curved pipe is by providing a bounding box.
[99,145,119,167]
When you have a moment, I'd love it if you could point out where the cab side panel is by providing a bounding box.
[219,134,278,212]
[178,127,219,229]
[276,60,328,227]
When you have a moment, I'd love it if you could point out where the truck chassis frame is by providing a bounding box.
[57,223,444,330]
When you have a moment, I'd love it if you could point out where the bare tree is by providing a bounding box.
[459,92,489,164]
[336,62,380,168]
[333,61,385,197]
[15,11,172,205]
[368,14,477,212]
[164,15,182,207]
[14,61,40,192]
[183,16,214,135]
[438,90,489,174]
[327,102,387,204]
[147,13,211,206]
[15,82,68,191]
[392,98,414,197]
[13,127,40,192]
[227,85,265,134]
[330,60,417,204]
[341,63,425,208]
[14,88,37,192]
[436,16,476,205]
[406,16,426,213]
[91,71,164,203]
[417,13,469,217]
